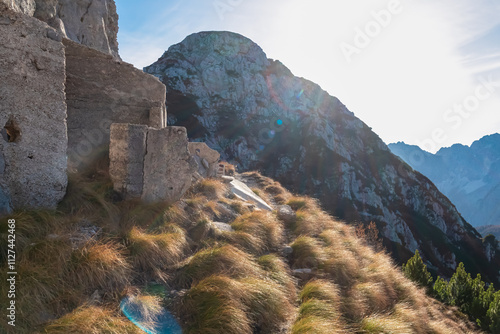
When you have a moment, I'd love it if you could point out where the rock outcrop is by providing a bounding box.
[0,0,35,15]
[145,31,500,282]
[189,142,220,178]
[0,3,67,213]
[1,0,119,57]
[64,39,166,168]
[34,0,120,58]
[389,134,500,228]
[109,124,197,204]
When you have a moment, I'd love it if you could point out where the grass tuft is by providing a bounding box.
[44,305,142,334]
[66,242,131,294]
[290,236,326,269]
[126,227,188,282]
[175,245,262,288]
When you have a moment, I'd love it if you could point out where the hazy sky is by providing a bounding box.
[115,0,500,153]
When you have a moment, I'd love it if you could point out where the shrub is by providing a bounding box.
[402,250,433,292]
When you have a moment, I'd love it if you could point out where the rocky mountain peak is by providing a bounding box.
[145,31,500,282]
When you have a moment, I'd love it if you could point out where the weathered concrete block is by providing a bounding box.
[143,127,197,203]
[0,5,67,212]
[188,142,220,178]
[109,125,197,204]
[64,39,167,168]
[109,124,148,198]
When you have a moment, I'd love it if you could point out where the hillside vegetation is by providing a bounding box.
[0,156,480,333]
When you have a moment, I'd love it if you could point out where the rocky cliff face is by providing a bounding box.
[145,31,500,281]
[389,134,500,228]
[1,0,119,57]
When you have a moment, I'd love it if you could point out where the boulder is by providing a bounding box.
[188,142,220,178]
[228,178,272,211]
[277,205,295,223]
[0,4,67,211]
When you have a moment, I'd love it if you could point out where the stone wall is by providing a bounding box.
[109,124,197,204]
[0,4,67,213]
[64,39,167,168]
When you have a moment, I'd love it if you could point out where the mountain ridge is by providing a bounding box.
[144,30,500,282]
[389,133,500,228]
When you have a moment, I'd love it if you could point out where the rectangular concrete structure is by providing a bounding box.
[64,39,167,168]
[109,124,148,198]
[110,124,197,204]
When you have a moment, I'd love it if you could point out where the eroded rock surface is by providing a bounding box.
[34,0,119,58]
[0,0,35,15]
[0,4,67,211]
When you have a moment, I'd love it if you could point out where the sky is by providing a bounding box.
[115,0,500,153]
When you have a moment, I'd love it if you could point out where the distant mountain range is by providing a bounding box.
[144,31,500,282]
[389,134,500,228]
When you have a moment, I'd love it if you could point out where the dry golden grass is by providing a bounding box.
[176,275,253,334]
[0,168,483,334]
[177,274,295,334]
[257,254,297,299]
[229,211,284,255]
[240,277,296,333]
[175,245,263,288]
[300,280,340,306]
[290,236,327,269]
[188,178,228,200]
[44,305,142,334]
[293,280,345,334]
[67,241,131,294]
[126,227,188,282]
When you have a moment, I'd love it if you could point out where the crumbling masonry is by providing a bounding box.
[0,1,220,214]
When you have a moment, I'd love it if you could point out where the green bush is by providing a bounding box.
[402,250,433,292]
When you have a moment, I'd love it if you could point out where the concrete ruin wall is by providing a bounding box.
[64,39,167,168]
[189,142,220,179]
[109,124,197,204]
[0,3,67,214]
